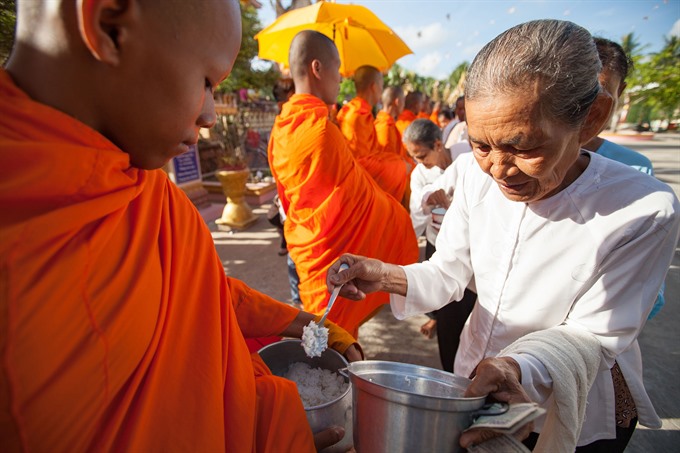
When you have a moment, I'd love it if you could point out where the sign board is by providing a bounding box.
[171,144,202,186]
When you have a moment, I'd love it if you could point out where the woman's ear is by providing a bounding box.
[76,0,138,65]
[579,92,613,145]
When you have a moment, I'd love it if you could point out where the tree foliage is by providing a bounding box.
[0,0,16,64]
[634,36,680,122]
[218,4,278,93]
[447,61,469,88]
[337,78,355,104]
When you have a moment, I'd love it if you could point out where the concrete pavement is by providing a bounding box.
[204,133,680,451]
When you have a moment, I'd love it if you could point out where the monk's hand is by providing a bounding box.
[328,254,407,300]
[426,189,451,209]
[322,318,364,361]
[314,426,351,452]
[459,357,534,449]
[343,344,363,362]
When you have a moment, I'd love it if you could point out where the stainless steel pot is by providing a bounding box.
[258,339,352,453]
[345,360,503,453]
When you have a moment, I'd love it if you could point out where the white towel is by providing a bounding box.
[500,325,602,453]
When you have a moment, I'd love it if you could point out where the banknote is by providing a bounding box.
[466,434,531,453]
[467,402,545,434]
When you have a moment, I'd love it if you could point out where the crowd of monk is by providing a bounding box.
[0,2,469,451]
[2,1,678,452]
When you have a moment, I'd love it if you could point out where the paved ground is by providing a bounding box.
[203,133,679,451]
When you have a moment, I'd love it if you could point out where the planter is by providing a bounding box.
[215,169,258,229]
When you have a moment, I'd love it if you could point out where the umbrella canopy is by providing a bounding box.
[255,1,412,77]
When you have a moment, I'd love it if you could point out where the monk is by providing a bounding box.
[268,31,419,338]
[336,65,409,202]
[0,1,360,452]
[417,94,431,120]
[395,91,423,136]
[429,101,442,126]
[374,85,405,156]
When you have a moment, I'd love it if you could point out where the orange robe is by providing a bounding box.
[417,112,429,120]
[374,110,402,156]
[268,94,419,337]
[429,108,440,126]
[395,109,418,137]
[336,97,408,201]
[0,70,314,453]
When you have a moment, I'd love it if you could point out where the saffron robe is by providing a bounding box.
[336,97,408,201]
[395,109,418,137]
[429,108,440,127]
[0,70,314,453]
[268,94,419,337]
[374,110,402,156]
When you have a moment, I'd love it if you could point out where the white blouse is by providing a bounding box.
[409,163,444,239]
[391,152,680,444]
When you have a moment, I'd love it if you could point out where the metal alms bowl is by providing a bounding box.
[258,339,353,453]
[345,360,489,453]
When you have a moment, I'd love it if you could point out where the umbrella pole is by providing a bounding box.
[333,24,336,41]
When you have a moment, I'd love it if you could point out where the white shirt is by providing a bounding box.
[391,152,680,444]
[409,164,444,238]
[418,146,472,245]
[444,121,468,149]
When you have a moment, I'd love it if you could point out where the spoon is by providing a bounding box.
[319,263,349,325]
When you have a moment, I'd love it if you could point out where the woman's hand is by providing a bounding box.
[425,189,451,209]
[459,357,534,448]
[327,254,408,299]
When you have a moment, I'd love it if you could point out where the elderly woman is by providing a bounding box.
[404,118,453,258]
[328,20,680,452]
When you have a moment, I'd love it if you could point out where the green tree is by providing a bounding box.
[337,78,355,104]
[218,4,278,93]
[0,0,16,64]
[640,36,680,121]
[447,61,469,88]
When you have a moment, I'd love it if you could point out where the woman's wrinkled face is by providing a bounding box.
[466,91,585,203]
[405,139,446,169]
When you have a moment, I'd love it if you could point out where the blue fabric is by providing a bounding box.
[286,253,301,305]
[597,139,654,176]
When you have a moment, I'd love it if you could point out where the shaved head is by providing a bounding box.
[353,65,382,92]
[287,30,341,105]
[404,91,423,112]
[8,0,242,169]
[289,30,338,81]
[382,85,403,106]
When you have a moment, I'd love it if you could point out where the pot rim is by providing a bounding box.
[346,360,486,412]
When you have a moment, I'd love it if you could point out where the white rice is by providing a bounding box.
[301,321,329,357]
[284,362,348,408]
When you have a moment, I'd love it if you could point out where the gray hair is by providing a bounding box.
[466,20,601,127]
[403,119,442,149]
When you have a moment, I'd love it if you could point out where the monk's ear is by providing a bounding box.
[310,59,323,80]
[76,0,139,65]
[579,92,613,145]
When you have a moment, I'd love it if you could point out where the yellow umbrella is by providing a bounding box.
[255,1,412,77]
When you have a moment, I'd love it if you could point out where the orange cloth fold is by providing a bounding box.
[429,108,441,126]
[269,94,419,337]
[395,109,418,137]
[0,70,314,453]
[337,97,409,201]
[395,109,419,164]
[374,110,402,156]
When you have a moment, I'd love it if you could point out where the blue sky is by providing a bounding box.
[256,0,680,79]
